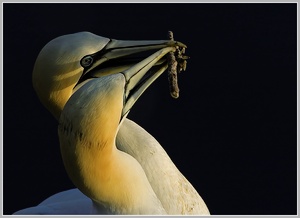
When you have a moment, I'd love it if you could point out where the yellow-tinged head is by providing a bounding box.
[32,32,110,120]
[32,31,186,120]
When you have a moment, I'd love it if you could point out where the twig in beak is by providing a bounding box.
[167,31,189,99]
[167,31,180,99]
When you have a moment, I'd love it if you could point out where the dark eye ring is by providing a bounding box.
[80,55,93,68]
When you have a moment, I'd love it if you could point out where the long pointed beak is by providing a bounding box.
[121,46,176,118]
[80,39,185,75]
[78,37,187,120]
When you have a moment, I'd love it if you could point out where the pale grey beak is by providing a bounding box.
[78,38,187,119]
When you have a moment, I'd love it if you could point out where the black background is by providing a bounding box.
[3,3,297,215]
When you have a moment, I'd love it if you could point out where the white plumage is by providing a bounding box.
[14,32,210,215]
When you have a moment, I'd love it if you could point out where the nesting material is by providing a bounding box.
[167,31,189,99]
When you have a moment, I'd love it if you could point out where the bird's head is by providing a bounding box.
[32,31,186,121]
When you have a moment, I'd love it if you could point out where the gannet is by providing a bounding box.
[14,32,210,215]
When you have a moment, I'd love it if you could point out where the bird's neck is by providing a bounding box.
[58,75,166,214]
[59,114,165,214]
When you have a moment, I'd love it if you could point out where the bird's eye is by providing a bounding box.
[81,55,94,68]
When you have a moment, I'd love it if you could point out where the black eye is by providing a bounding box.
[80,55,94,68]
